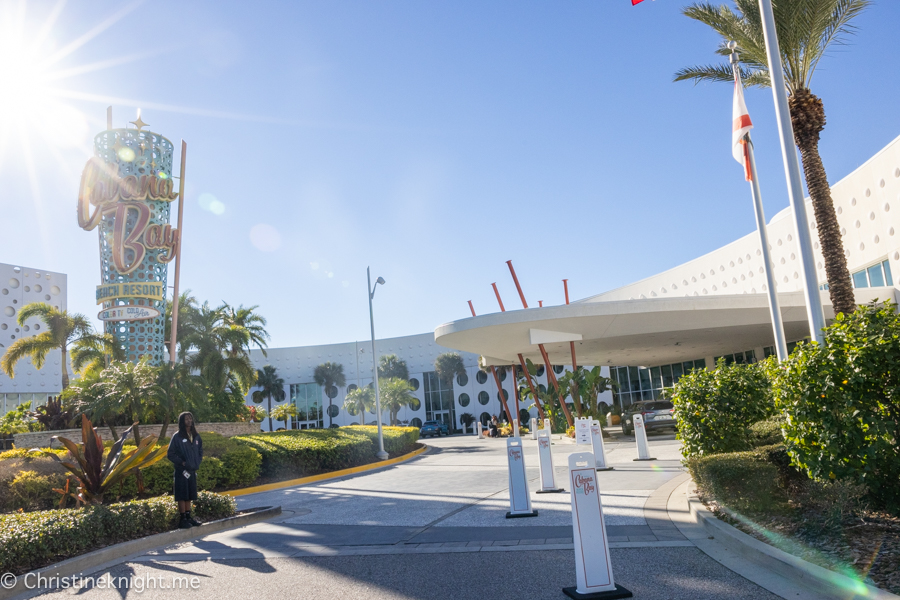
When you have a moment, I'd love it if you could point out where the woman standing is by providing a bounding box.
[167,411,204,529]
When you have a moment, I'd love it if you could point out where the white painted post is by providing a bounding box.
[477,421,484,439]
[575,417,592,445]
[590,420,613,471]
[544,418,551,437]
[536,429,562,493]
[564,452,629,598]
[505,438,537,518]
[632,414,656,461]
[531,417,538,440]
[513,419,520,438]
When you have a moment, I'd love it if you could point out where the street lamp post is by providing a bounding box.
[368,266,389,461]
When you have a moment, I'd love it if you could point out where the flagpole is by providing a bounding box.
[730,45,788,362]
[756,0,826,345]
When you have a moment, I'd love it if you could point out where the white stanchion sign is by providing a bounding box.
[513,419,520,438]
[575,417,592,445]
[477,421,484,439]
[544,418,551,432]
[564,452,631,599]
[531,417,538,440]
[536,430,562,493]
[632,413,656,461]
[590,420,613,471]
[505,438,537,518]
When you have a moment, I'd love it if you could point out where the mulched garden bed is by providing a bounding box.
[699,493,900,595]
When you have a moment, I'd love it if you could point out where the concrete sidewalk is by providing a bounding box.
[17,431,784,600]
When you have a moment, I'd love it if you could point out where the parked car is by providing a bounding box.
[420,420,449,437]
[621,401,676,435]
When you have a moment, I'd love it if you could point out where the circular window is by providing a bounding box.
[497,369,507,382]
[475,370,488,384]
[553,365,564,375]
[539,384,546,393]
[327,405,339,418]
[458,393,470,407]
[478,391,490,405]
[409,397,421,411]
[479,412,491,425]
[326,385,338,399]
[347,384,358,393]
[410,417,422,427]
[536,365,545,377]
[409,378,420,391]
[457,372,468,386]
[519,409,531,424]
[497,389,509,401]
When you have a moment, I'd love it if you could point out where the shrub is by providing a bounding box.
[0,448,69,461]
[748,415,785,447]
[687,445,788,514]
[0,491,235,575]
[219,444,262,487]
[196,457,224,490]
[7,470,67,512]
[772,302,900,513]
[343,426,420,457]
[233,429,376,478]
[672,358,774,457]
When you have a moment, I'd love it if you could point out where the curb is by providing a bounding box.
[686,487,898,600]
[0,505,282,600]
[221,444,428,497]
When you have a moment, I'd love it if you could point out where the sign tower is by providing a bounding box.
[77,111,183,365]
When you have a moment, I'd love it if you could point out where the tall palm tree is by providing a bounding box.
[164,289,199,363]
[378,354,409,381]
[675,0,870,316]
[220,303,270,358]
[1,303,115,390]
[434,352,466,386]
[251,365,285,432]
[70,333,126,379]
[313,362,346,427]
[182,302,257,395]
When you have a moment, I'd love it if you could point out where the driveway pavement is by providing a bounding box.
[18,429,783,600]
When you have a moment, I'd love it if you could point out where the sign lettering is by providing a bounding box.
[96,282,165,305]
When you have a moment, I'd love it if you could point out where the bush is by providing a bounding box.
[219,444,262,487]
[772,302,900,513]
[0,491,235,575]
[343,426,420,457]
[7,470,67,512]
[687,445,788,514]
[233,429,376,478]
[196,457,224,490]
[748,415,785,447]
[672,358,774,457]
[0,448,68,461]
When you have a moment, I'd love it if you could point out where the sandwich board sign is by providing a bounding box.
[536,429,563,493]
[505,438,537,518]
[633,413,656,461]
[590,420,613,471]
[564,452,633,599]
[575,417,592,445]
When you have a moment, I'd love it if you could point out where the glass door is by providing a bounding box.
[434,410,451,431]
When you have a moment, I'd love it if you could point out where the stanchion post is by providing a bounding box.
[632,414,656,461]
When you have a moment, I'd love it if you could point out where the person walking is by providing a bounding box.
[167,411,204,529]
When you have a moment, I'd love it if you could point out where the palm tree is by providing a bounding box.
[96,359,163,445]
[378,354,409,381]
[164,289,199,363]
[434,352,466,386]
[675,0,870,316]
[251,365,285,432]
[1,303,115,390]
[70,333,125,379]
[155,362,208,439]
[379,378,416,426]
[220,303,270,358]
[344,385,375,425]
[182,302,257,395]
[313,362,346,427]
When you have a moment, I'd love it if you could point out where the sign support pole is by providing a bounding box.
[168,140,187,366]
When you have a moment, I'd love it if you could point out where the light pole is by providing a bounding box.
[368,267,388,461]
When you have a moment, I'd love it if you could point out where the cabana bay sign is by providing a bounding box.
[77,112,185,365]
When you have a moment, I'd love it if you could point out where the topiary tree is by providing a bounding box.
[434,352,466,386]
[672,358,774,458]
[772,302,900,513]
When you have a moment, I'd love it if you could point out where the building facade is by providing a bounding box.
[0,263,68,415]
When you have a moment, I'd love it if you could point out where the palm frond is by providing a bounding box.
[1,332,58,376]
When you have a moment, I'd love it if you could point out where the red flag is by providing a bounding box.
[732,78,753,181]
[632,0,646,4]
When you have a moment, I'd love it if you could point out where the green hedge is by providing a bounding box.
[686,445,789,514]
[342,426,420,457]
[672,358,774,457]
[0,491,235,575]
[233,429,376,478]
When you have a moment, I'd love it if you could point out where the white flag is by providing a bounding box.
[732,78,753,181]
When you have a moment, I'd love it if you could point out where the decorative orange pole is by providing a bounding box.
[491,283,505,312]
[539,343,574,428]
[506,260,528,308]
[518,353,544,420]
[168,140,187,366]
[538,300,543,307]
[564,279,582,417]
[467,300,476,317]
[490,366,515,425]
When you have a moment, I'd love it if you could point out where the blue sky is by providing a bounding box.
[3,0,899,348]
